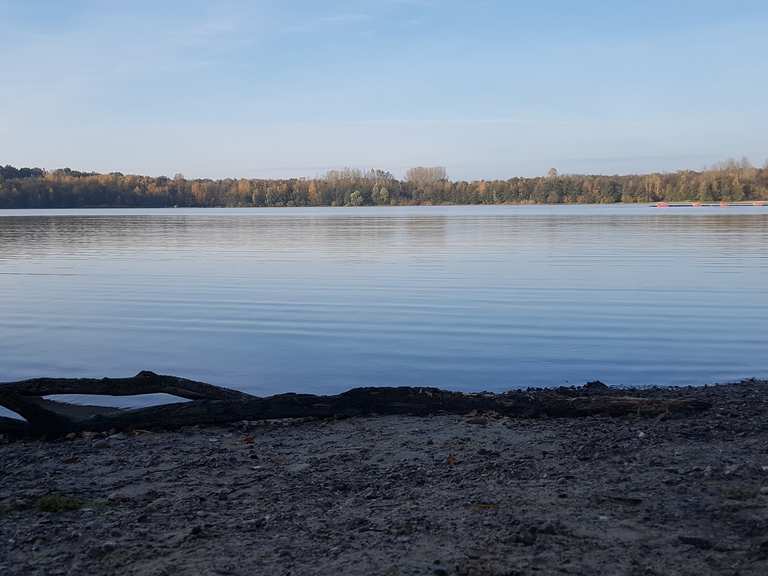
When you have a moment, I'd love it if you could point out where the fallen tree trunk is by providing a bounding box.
[4,371,254,401]
[0,371,712,439]
[0,415,30,437]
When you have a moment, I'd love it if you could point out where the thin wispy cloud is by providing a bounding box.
[169,19,240,43]
[281,11,373,34]
[318,12,372,23]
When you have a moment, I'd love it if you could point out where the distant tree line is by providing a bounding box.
[0,160,766,209]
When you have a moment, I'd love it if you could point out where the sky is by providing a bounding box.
[1,0,766,180]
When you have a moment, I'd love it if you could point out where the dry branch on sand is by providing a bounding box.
[0,371,712,438]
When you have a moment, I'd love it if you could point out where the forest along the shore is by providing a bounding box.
[1,160,767,208]
[1,379,767,575]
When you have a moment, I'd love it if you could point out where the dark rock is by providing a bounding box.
[678,536,714,550]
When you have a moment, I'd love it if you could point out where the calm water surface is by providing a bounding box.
[1,206,766,407]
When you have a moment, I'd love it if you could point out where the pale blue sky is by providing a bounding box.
[1,0,766,179]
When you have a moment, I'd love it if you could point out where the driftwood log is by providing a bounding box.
[0,371,711,438]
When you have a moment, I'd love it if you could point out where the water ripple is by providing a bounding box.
[0,206,766,395]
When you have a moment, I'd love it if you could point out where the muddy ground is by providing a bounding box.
[1,380,767,575]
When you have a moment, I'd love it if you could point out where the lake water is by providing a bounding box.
[1,206,766,407]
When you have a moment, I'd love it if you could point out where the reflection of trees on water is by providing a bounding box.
[0,212,765,269]
[0,213,452,264]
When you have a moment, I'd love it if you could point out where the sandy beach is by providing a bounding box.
[2,380,767,575]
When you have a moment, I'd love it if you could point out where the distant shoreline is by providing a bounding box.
[1,201,767,211]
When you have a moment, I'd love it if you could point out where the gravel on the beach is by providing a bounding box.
[1,380,768,575]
